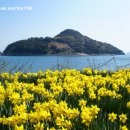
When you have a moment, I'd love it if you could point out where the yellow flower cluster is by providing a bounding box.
[81,105,100,126]
[0,68,130,129]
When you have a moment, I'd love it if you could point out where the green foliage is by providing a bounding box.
[3,29,125,56]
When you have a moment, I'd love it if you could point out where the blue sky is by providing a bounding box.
[0,0,130,53]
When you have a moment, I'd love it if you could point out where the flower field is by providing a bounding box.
[0,68,130,130]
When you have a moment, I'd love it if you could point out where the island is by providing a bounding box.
[3,29,125,56]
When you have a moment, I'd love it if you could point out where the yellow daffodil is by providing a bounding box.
[119,113,127,123]
[108,112,117,122]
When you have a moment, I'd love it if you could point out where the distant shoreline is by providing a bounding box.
[0,53,125,57]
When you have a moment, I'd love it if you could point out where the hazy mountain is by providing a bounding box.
[3,29,125,56]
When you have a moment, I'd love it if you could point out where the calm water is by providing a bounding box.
[0,55,130,72]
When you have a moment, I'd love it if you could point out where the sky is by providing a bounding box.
[0,0,130,53]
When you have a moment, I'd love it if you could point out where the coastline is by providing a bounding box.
[0,53,125,57]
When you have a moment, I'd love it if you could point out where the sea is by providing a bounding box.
[0,55,130,73]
